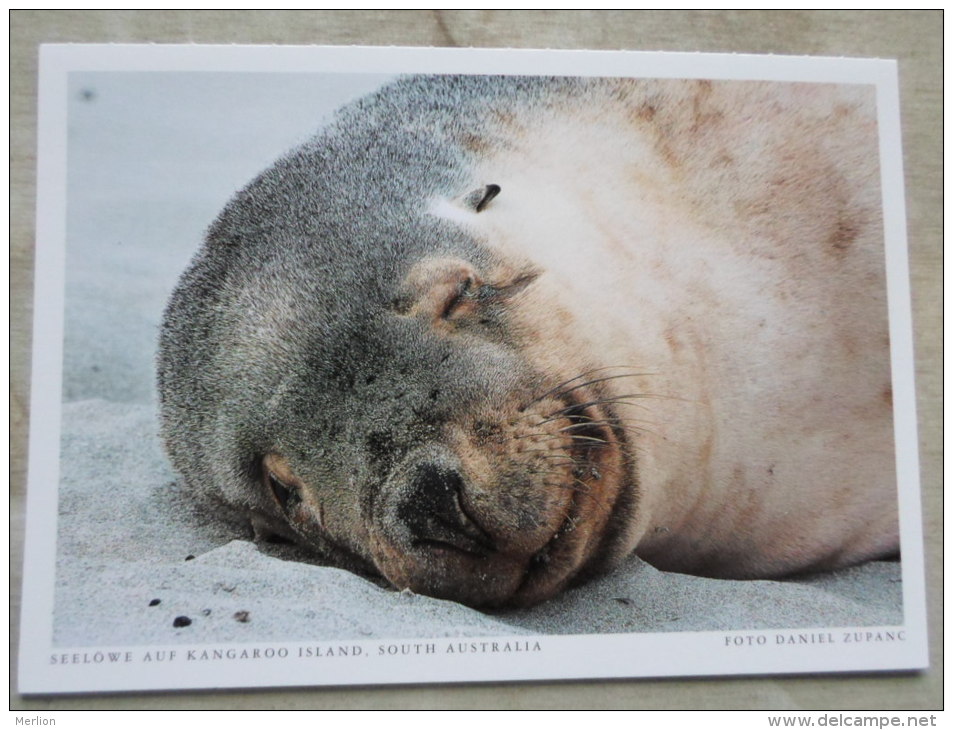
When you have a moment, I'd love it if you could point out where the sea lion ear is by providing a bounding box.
[463,184,501,213]
[428,185,501,224]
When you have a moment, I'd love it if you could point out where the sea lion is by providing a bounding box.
[157,75,899,609]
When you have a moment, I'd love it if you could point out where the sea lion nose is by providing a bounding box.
[397,464,492,555]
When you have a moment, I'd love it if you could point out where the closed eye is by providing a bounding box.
[267,471,301,512]
[442,271,539,321]
[441,277,476,320]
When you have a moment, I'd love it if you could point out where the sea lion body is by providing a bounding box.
[158,76,898,607]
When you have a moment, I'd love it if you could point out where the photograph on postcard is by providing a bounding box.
[19,46,925,694]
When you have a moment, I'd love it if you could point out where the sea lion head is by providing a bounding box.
[158,77,639,608]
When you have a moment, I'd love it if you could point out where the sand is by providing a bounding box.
[52,400,901,647]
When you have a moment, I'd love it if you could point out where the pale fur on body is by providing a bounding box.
[159,76,898,608]
[437,79,897,577]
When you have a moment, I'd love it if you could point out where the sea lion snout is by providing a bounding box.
[389,449,493,556]
[370,444,519,607]
[361,391,632,607]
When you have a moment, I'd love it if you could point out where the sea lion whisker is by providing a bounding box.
[520,365,652,410]
[542,393,667,420]
[558,419,659,438]
[568,434,608,445]
[533,405,641,426]
[558,419,631,432]
[512,431,608,447]
[520,369,610,408]
[511,432,569,442]
[567,478,611,509]
[546,372,653,402]
[520,413,569,427]
[574,442,612,451]
[527,464,575,478]
[541,481,592,496]
[539,397,630,420]
[526,469,578,485]
[553,411,658,427]
[525,453,579,466]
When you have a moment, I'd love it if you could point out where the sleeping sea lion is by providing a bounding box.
[157,75,899,608]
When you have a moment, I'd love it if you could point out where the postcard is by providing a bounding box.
[18,44,927,694]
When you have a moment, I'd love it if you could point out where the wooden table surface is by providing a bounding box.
[10,10,941,711]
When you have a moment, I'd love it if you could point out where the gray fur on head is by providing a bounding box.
[157,75,586,575]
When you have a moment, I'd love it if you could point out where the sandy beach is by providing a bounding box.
[54,400,901,647]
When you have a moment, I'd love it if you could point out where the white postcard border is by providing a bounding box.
[19,44,927,695]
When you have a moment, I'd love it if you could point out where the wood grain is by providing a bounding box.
[10,9,941,710]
